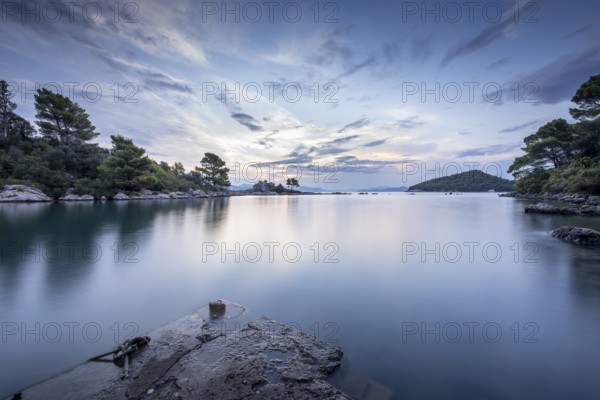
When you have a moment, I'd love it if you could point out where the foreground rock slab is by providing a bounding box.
[18,300,352,400]
[551,226,600,247]
[0,185,52,202]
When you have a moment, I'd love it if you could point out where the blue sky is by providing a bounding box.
[1,0,599,189]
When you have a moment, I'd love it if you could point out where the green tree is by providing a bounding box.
[195,152,230,187]
[570,74,600,120]
[0,80,17,138]
[98,135,157,191]
[286,177,299,190]
[34,88,99,144]
[172,161,185,177]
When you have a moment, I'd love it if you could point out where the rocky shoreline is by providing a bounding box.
[500,192,600,217]
[0,185,348,203]
[550,226,600,247]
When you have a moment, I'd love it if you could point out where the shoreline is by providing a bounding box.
[0,184,351,204]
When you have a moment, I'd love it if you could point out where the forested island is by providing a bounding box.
[0,80,232,200]
[407,170,514,192]
[507,75,600,195]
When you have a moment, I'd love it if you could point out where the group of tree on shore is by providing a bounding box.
[0,81,231,198]
[508,75,600,194]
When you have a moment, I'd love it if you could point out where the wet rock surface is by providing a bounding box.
[19,301,352,400]
[551,226,600,247]
[0,185,52,202]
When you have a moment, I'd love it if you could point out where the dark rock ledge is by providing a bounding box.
[550,226,600,247]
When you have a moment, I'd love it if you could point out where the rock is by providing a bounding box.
[551,226,600,247]
[169,192,190,199]
[191,189,207,197]
[586,196,600,206]
[113,193,130,200]
[0,185,52,202]
[579,205,600,216]
[21,301,358,400]
[525,203,561,214]
[100,196,107,201]
[59,194,95,202]
[156,193,170,200]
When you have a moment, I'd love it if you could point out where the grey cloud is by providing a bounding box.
[440,13,516,68]
[231,113,264,132]
[509,47,600,104]
[456,144,521,158]
[499,120,540,134]
[363,139,387,147]
[338,118,370,133]
[486,57,511,71]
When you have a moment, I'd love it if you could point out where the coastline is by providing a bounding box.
[0,184,350,204]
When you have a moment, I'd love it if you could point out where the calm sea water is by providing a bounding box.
[1,193,599,399]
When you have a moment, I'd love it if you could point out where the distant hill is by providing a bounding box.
[355,186,407,192]
[407,170,514,192]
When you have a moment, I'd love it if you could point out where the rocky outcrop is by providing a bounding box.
[0,185,52,202]
[20,300,356,400]
[113,192,130,200]
[551,226,600,247]
[500,192,597,205]
[110,190,229,201]
[59,194,95,201]
[524,202,600,216]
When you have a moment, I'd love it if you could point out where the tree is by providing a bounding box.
[195,152,230,187]
[172,162,185,177]
[286,177,299,190]
[98,135,157,191]
[0,80,17,138]
[34,88,99,144]
[508,75,600,194]
[570,74,600,120]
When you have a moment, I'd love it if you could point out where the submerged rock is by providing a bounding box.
[551,226,600,247]
[0,185,52,202]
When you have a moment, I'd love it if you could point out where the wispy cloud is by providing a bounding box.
[231,113,264,132]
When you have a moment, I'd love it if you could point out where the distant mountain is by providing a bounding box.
[355,186,407,192]
[407,170,514,192]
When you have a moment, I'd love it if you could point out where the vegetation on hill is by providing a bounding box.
[407,170,514,192]
[0,80,230,198]
[508,75,600,194]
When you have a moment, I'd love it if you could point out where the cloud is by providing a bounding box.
[363,139,387,147]
[499,120,540,134]
[440,13,517,68]
[333,155,416,174]
[337,118,370,133]
[309,39,354,66]
[456,144,521,158]
[393,118,423,129]
[562,18,600,39]
[509,46,600,104]
[231,113,264,132]
[140,71,193,93]
[486,57,511,71]
[410,32,433,62]
[335,57,377,79]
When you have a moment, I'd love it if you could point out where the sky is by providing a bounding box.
[1,0,599,189]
